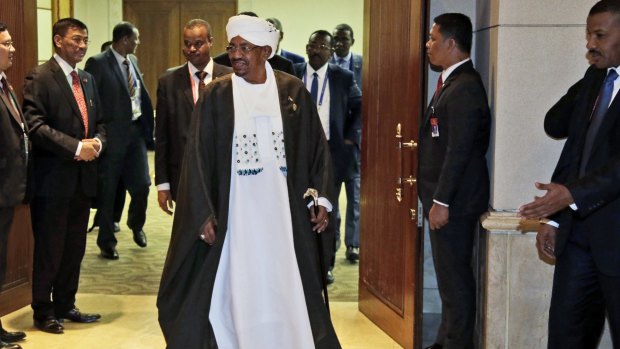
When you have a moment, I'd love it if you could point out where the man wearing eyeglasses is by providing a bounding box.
[293,30,362,283]
[23,17,105,334]
[212,12,296,75]
[0,21,29,349]
[158,15,340,348]
[155,19,231,215]
[85,21,154,260]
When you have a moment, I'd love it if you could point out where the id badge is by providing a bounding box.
[430,117,439,137]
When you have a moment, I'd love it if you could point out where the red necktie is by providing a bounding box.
[70,71,89,135]
[433,74,443,99]
[196,71,208,92]
[1,77,20,122]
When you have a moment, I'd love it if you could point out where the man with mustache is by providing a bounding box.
[155,18,231,214]
[85,22,154,259]
[520,1,620,347]
[294,30,362,282]
[157,15,340,348]
[23,17,105,334]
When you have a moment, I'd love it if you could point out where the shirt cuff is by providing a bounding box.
[157,183,171,191]
[433,199,449,207]
[75,141,82,156]
[569,203,578,211]
[307,197,333,212]
[540,218,559,228]
[93,137,102,155]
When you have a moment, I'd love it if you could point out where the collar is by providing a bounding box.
[307,62,328,80]
[53,53,78,76]
[188,59,214,78]
[333,52,352,62]
[111,47,129,65]
[441,58,470,83]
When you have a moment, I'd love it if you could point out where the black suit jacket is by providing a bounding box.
[293,62,362,181]
[545,65,620,276]
[154,62,232,198]
[417,60,490,217]
[213,52,295,76]
[84,49,154,151]
[281,49,305,64]
[0,78,30,207]
[23,57,106,198]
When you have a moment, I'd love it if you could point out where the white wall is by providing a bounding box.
[238,0,364,60]
[73,0,123,68]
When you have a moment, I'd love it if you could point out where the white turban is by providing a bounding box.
[226,15,280,59]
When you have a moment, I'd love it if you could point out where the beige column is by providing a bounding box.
[476,1,612,347]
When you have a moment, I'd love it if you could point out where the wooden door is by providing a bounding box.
[123,0,236,103]
[0,0,37,316]
[359,1,427,348]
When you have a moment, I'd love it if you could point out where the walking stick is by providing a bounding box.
[303,188,330,313]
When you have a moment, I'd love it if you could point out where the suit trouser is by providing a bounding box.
[0,207,15,286]
[97,122,150,249]
[548,240,620,349]
[429,213,478,349]
[334,148,360,248]
[31,192,90,319]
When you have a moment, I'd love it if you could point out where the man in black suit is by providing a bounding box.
[520,2,620,347]
[330,23,363,262]
[0,21,28,349]
[23,18,105,334]
[213,12,295,75]
[294,30,362,283]
[418,13,490,349]
[85,21,154,259]
[155,19,231,214]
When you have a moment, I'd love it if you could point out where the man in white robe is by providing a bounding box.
[157,15,341,349]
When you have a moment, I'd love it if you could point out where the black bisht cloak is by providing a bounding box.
[157,71,341,349]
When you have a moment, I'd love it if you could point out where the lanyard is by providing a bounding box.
[303,68,329,107]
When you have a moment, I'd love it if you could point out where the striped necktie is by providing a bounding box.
[123,59,136,97]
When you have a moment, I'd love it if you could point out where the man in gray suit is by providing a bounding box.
[85,21,154,259]
[155,19,231,214]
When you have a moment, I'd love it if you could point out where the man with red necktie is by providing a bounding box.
[23,18,105,334]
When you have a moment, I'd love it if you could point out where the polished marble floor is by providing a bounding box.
[3,295,401,348]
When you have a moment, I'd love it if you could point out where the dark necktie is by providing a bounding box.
[123,59,136,97]
[0,77,19,122]
[579,68,618,176]
[310,72,319,105]
[196,71,208,92]
[338,58,347,69]
[70,71,89,135]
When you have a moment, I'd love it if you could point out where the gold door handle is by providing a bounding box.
[403,176,416,186]
[402,140,417,149]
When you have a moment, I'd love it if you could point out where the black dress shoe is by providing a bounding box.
[424,344,442,349]
[326,269,335,285]
[113,222,121,233]
[345,246,360,262]
[133,229,147,248]
[100,246,119,260]
[58,308,101,323]
[33,316,63,334]
[0,340,21,349]
[0,327,25,342]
